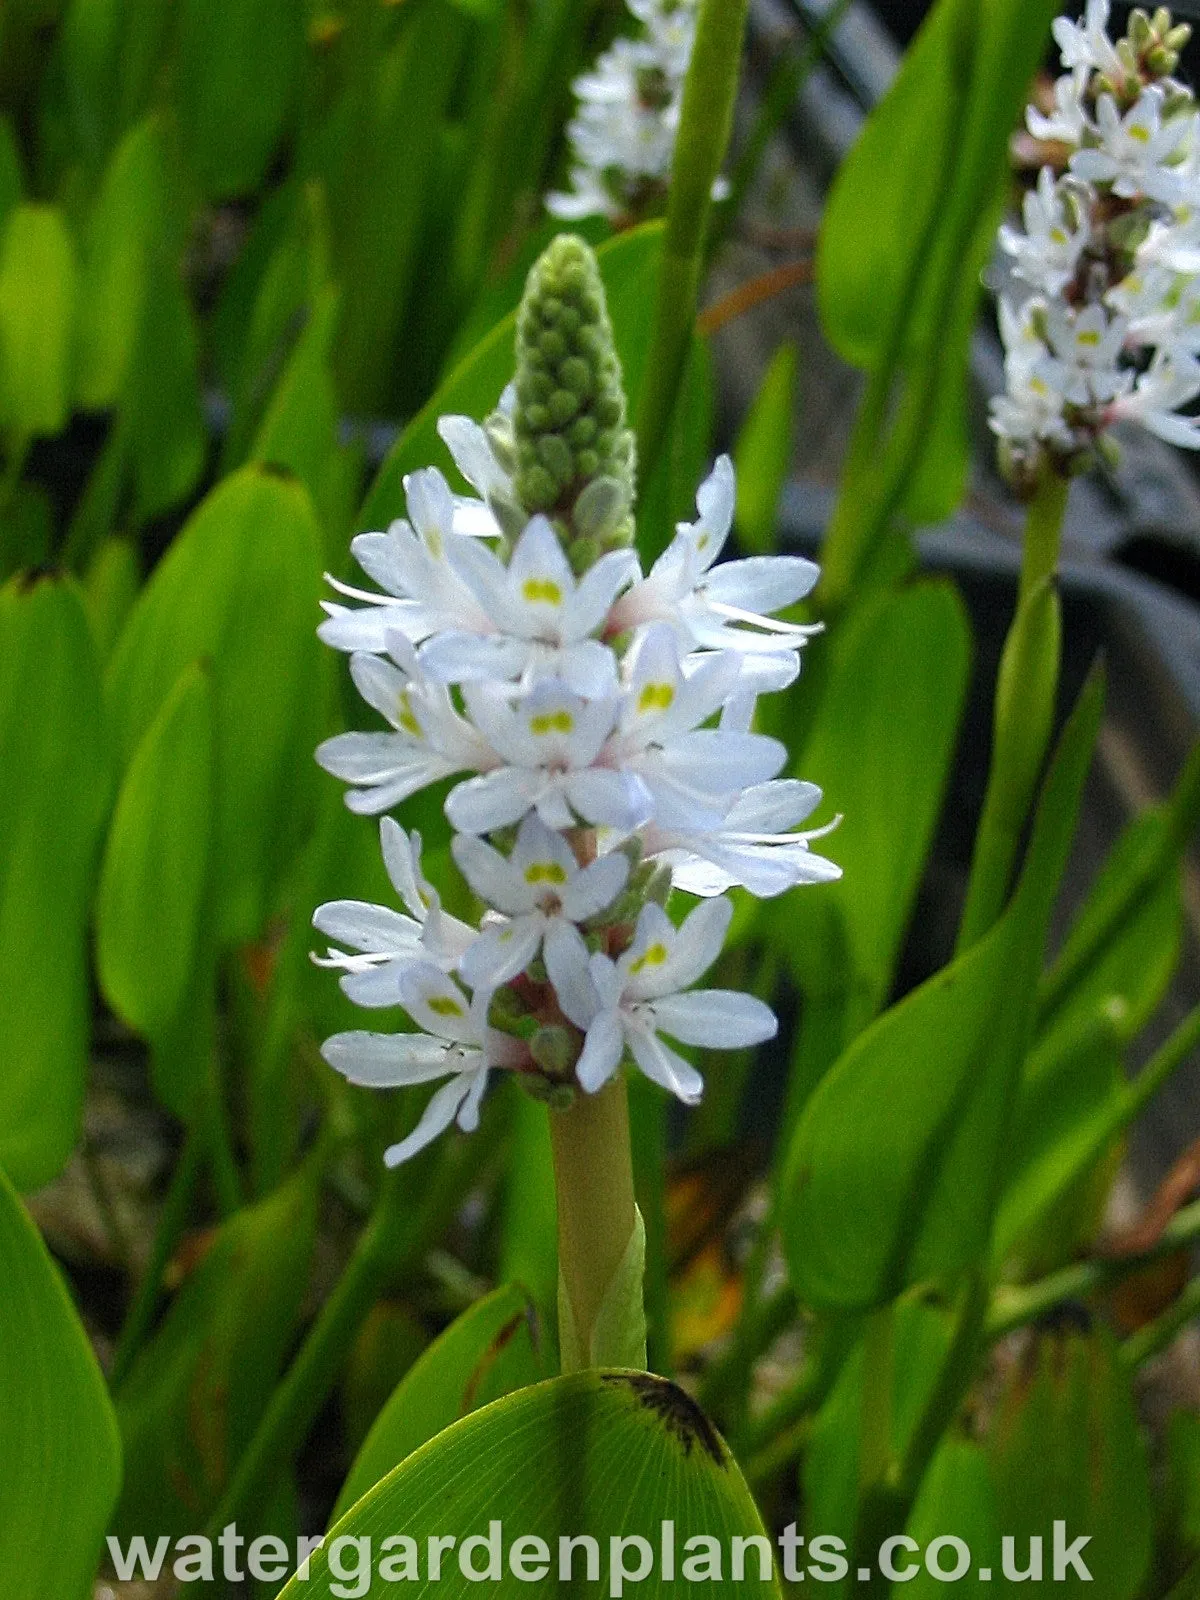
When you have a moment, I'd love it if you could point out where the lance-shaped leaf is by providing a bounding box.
[781,667,1104,1311]
[95,660,214,1046]
[334,1284,544,1522]
[985,1329,1152,1600]
[0,203,77,441]
[112,1166,319,1538]
[733,341,797,556]
[106,466,323,947]
[0,1165,122,1600]
[0,575,110,1189]
[280,1371,782,1597]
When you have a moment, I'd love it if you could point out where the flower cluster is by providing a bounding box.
[313,236,839,1166]
[546,0,723,224]
[991,1,1200,486]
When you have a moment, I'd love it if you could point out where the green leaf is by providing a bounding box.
[781,667,1104,1311]
[775,580,971,1122]
[360,222,666,531]
[113,1167,319,1538]
[280,1371,781,1597]
[904,1437,1000,1597]
[175,0,303,199]
[96,660,214,1043]
[0,203,78,441]
[106,466,324,947]
[80,534,139,661]
[636,333,715,567]
[0,576,110,1189]
[992,1003,1125,1272]
[733,341,797,555]
[57,0,173,169]
[1040,804,1185,1046]
[985,1329,1152,1600]
[334,1284,544,1522]
[0,1165,122,1600]
[74,117,181,410]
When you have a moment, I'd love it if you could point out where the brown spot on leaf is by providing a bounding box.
[601,1372,726,1468]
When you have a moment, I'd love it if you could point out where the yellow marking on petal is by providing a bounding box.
[427,995,464,1017]
[1076,329,1102,347]
[637,681,676,713]
[629,941,669,974]
[525,860,569,885]
[1128,123,1150,142]
[530,710,574,735]
[396,691,422,738]
[522,577,564,605]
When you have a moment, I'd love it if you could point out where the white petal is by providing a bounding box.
[380,817,427,921]
[312,899,423,953]
[451,832,531,915]
[437,415,510,499]
[702,555,819,613]
[321,1029,453,1086]
[340,965,406,1008]
[384,1074,474,1166]
[419,633,528,684]
[396,964,477,1043]
[560,851,629,921]
[316,732,411,783]
[725,779,823,831]
[458,916,543,989]
[543,920,601,1030]
[577,1010,625,1092]
[445,767,546,833]
[646,989,777,1048]
[564,767,655,830]
[626,1024,705,1104]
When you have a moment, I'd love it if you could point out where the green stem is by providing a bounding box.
[1125,1000,1200,1124]
[636,0,749,482]
[957,472,1068,951]
[1121,1275,1200,1370]
[857,1303,895,1495]
[985,1195,1200,1341]
[549,1076,645,1372]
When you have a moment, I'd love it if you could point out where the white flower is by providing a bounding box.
[318,468,495,654]
[642,778,843,898]
[998,169,1091,295]
[322,966,527,1166]
[453,813,630,988]
[599,624,787,830]
[316,637,497,815]
[608,456,821,654]
[1070,89,1195,205]
[312,819,476,1003]
[1027,68,1091,145]
[1036,302,1131,405]
[1106,350,1200,445]
[544,898,777,1103]
[419,515,634,698]
[446,679,651,834]
[1051,0,1123,78]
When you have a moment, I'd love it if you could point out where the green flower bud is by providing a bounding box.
[530,1023,580,1078]
[518,1071,577,1109]
[512,234,637,565]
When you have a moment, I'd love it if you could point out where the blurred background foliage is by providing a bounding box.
[0,0,1199,1595]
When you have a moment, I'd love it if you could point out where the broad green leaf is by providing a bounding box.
[904,1437,1000,1597]
[0,117,21,230]
[733,341,797,555]
[0,481,51,580]
[992,1004,1125,1272]
[0,1165,122,1600]
[321,0,468,413]
[95,661,214,1043]
[360,223,665,530]
[0,203,78,440]
[57,0,173,169]
[113,1167,319,1538]
[281,1371,782,1597]
[500,1090,559,1327]
[1040,804,1185,1046]
[985,1329,1152,1600]
[781,668,1104,1310]
[75,117,180,409]
[803,1296,950,1597]
[106,467,324,948]
[1167,1412,1200,1558]
[81,534,139,661]
[0,576,109,1189]
[636,334,715,567]
[334,1285,544,1522]
[774,580,971,1122]
[175,0,303,198]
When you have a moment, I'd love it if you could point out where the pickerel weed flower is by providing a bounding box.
[546,0,726,224]
[991,1,1200,486]
[313,236,839,1166]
